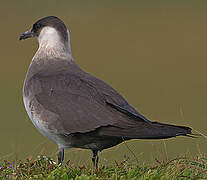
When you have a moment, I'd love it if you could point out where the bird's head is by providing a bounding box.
[20,16,72,55]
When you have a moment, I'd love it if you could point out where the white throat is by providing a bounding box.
[36,27,72,59]
[38,27,62,49]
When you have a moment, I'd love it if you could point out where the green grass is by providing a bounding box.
[1,154,207,180]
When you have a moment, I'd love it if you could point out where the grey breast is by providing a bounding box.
[23,58,150,147]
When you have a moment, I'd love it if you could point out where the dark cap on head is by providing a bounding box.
[19,16,68,44]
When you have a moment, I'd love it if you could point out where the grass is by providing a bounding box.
[1,154,207,179]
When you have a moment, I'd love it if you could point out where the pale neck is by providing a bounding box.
[35,45,72,60]
[34,26,73,60]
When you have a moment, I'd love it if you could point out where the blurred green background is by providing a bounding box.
[0,0,207,165]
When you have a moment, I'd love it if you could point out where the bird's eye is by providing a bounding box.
[36,24,41,29]
[33,23,41,31]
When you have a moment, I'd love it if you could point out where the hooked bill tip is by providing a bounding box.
[19,30,33,41]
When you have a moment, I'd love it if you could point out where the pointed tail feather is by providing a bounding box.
[135,121,192,139]
[98,121,192,139]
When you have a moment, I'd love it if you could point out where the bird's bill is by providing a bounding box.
[19,30,33,40]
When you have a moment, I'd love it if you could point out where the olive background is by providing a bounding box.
[0,0,207,165]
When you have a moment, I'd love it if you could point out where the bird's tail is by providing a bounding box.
[98,121,193,139]
[131,121,193,139]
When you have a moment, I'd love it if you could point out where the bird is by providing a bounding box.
[20,16,192,168]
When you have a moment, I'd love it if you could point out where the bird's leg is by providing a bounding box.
[58,148,64,165]
[92,150,99,169]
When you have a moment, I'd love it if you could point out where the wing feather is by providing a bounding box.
[24,60,150,134]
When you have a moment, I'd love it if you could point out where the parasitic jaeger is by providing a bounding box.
[20,16,192,167]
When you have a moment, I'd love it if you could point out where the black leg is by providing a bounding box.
[92,150,99,168]
[58,148,64,165]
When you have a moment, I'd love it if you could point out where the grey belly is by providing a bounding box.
[23,96,70,148]
[23,96,124,150]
